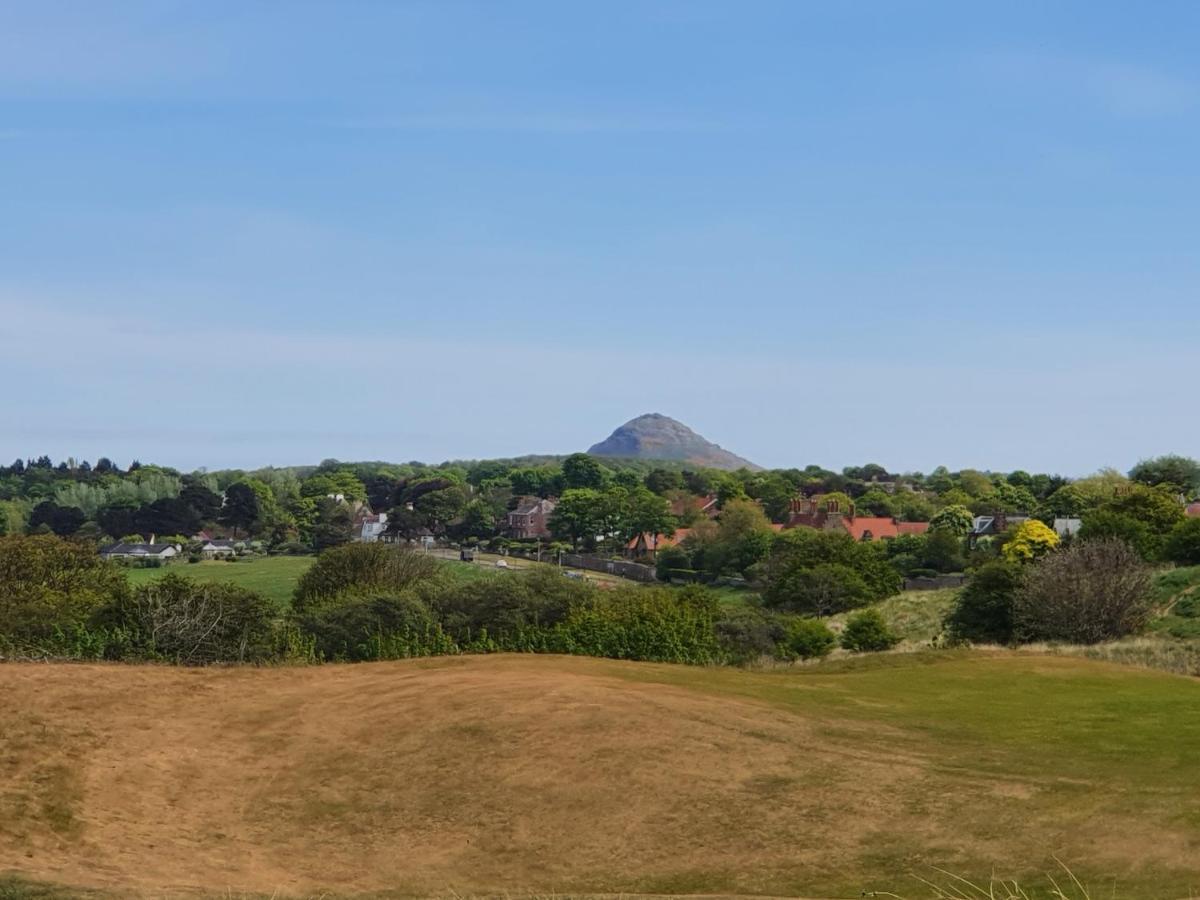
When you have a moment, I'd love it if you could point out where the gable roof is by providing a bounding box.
[626,529,692,552]
[102,542,176,556]
[839,516,906,541]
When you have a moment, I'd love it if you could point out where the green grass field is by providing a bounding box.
[124,556,315,609]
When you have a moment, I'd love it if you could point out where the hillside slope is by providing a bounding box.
[588,413,759,470]
[3,654,1200,898]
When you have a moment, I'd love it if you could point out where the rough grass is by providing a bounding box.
[828,588,958,645]
[4,654,1200,898]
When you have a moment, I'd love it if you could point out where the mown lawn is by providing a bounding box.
[606,650,1200,897]
[124,556,315,609]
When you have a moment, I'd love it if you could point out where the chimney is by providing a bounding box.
[149,533,156,545]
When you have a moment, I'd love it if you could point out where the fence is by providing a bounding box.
[560,553,658,583]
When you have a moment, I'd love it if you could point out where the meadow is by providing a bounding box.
[3,652,1200,898]
[124,555,315,608]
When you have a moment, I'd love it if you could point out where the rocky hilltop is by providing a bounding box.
[587,413,759,471]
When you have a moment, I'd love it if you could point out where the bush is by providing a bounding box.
[760,528,901,609]
[762,562,873,616]
[1001,520,1060,562]
[945,561,1024,644]
[780,617,836,660]
[713,606,788,663]
[98,574,278,664]
[1165,518,1200,566]
[840,608,899,652]
[655,545,691,581]
[0,534,130,648]
[554,585,721,664]
[297,591,445,661]
[272,541,312,556]
[293,543,442,613]
[1014,538,1153,644]
[431,566,590,642]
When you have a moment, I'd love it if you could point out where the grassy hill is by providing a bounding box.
[3,653,1200,898]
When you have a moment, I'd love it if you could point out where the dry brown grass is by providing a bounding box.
[3,654,1200,898]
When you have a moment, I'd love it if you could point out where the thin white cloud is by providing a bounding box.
[975,50,1194,117]
[327,111,719,135]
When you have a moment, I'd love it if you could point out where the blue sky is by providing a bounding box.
[1,1,1196,474]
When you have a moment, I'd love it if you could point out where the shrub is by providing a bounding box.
[297,591,444,661]
[554,585,721,664]
[923,529,965,572]
[293,543,442,613]
[840,608,899,652]
[432,566,590,642]
[1165,518,1200,567]
[945,561,1024,644]
[713,606,788,663]
[763,562,873,616]
[1014,538,1153,644]
[98,574,278,664]
[1001,520,1060,562]
[272,541,312,556]
[0,534,130,648]
[655,545,691,581]
[760,529,901,613]
[780,617,836,660]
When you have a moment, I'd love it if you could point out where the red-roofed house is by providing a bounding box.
[626,528,691,557]
[786,496,928,542]
[670,494,719,519]
[1187,501,1200,518]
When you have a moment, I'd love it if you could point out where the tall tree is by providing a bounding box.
[220,483,260,537]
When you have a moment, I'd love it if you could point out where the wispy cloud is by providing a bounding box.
[327,111,719,135]
[976,50,1194,117]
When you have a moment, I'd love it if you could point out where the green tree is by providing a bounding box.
[929,504,974,535]
[220,482,260,537]
[1165,518,1200,566]
[1002,520,1060,562]
[944,560,1024,644]
[549,488,605,549]
[561,453,607,490]
[1130,455,1200,494]
[1078,510,1158,561]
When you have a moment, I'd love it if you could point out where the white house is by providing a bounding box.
[100,542,180,562]
[354,511,389,542]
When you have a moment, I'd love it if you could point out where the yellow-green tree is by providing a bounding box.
[1002,519,1060,562]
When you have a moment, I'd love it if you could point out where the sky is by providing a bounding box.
[1,1,1197,475]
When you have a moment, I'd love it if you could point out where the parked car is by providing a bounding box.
[494,559,509,569]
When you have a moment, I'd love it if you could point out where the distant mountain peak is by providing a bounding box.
[587,413,759,471]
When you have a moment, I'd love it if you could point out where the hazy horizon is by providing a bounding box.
[3,2,1197,474]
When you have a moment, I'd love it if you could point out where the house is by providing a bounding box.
[671,494,719,519]
[352,510,389,543]
[506,497,557,539]
[968,514,1030,548]
[626,528,692,557]
[100,542,179,562]
[786,496,929,542]
[198,539,240,558]
[1187,501,1200,518]
[1053,517,1083,538]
